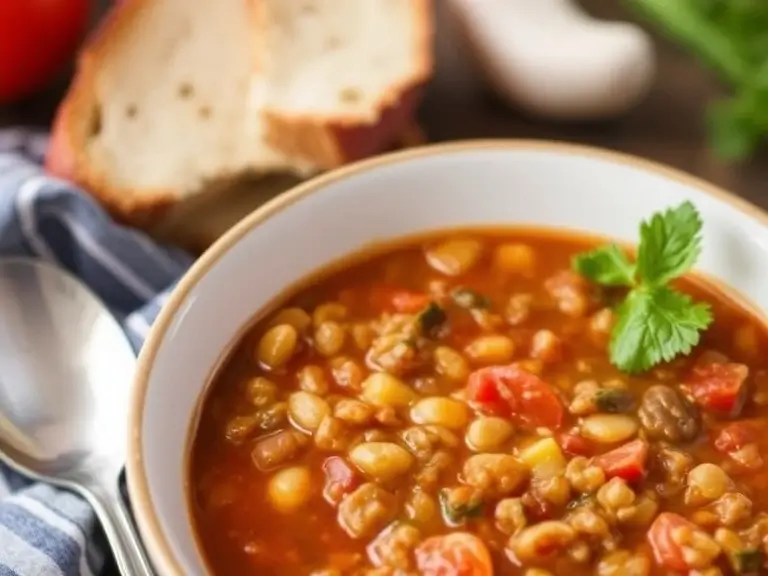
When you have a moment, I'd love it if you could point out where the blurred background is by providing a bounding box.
[1,0,766,228]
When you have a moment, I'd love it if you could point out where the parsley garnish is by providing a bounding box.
[572,201,713,374]
[417,302,447,338]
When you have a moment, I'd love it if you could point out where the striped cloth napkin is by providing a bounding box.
[0,128,194,576]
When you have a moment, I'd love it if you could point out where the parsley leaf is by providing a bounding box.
[572,201,714,373]
[610,287,713,373]
[573,244,635,287]
[637,201,703,285]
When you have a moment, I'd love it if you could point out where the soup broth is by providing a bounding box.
[189,229,768,575]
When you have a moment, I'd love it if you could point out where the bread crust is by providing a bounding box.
[255,0,434,168]
[45,0,179,226]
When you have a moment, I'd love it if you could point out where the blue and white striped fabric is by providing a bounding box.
[0,128,195,576]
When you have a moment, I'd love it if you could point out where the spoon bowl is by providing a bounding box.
[0,258,153,575]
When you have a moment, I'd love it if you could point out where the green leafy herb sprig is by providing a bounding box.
[573,201,713,374]
[625,0,768,160]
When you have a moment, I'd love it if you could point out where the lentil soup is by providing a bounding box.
[189,228,768,576]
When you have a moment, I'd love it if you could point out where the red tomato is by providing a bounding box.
[592,439,648,482]
[415,532,493,576]
[648,512,697,572]
[390,290,431,313]
[465,372,510,416]
[0,0,90,103]
[558,432,593,457]
[466,365,564,429]
[714,421,759,453]
[683,362,749,416]
[322,457,359,505]
[370,286,431,314]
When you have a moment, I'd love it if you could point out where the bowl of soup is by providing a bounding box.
[127,140,768,575]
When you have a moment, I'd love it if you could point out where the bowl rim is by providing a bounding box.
[126,138,768,575]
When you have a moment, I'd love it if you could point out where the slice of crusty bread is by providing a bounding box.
[252,0,433,169]
[46,0,433,227]
[47,0,298,226]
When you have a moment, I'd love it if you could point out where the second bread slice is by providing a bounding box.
[252,0,433,169]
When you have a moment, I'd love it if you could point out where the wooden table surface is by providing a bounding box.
[1,0,766,211]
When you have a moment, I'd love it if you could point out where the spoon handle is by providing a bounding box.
[87,483,155,576]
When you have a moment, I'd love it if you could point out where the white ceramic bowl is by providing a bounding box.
[127,140,768,575]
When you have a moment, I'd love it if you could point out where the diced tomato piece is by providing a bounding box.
[391,290,431,313]
[648,512,698,572]
[683,362,749,416]
[558,432,593,457]
[592,439,648,482]
[465,373,512,416]
[713,420,766,471]
[466,365,564,429]
[415,532,493,576]
[322,457,359,505]
[714,421,759,453]
[370,285,432,314]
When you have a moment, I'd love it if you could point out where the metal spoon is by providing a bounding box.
[0,258,154,576]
